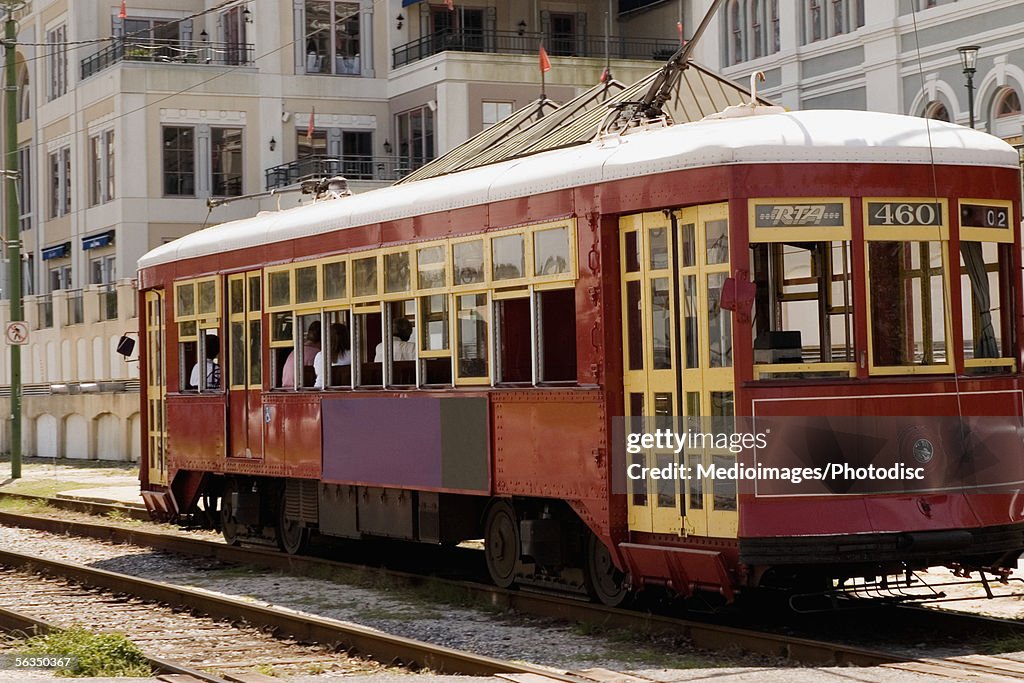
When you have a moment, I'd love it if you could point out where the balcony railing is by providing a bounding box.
[99,284,118,322]
[81,39,255,80]
[393,29,679,68]
[37,295,52,330]
[265,155,416,190]
[66,289,83,325]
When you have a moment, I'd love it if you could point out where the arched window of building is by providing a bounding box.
[751,0,763,59]
[995,89,1021,119]
[770,0,780,52]
[991,87,1022,141]
[16,66,30,123]
[727,0,744,65]
[924,101,950,122]
[808,0,823,42]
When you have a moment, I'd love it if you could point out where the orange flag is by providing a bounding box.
[539,44,551,73]
[307,107,315,144]
[119,0,127,19]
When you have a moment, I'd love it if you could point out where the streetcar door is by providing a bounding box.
[227,271,263,459]
[145,290,168,486]
[676,203,738,539]
[620,211,681,535]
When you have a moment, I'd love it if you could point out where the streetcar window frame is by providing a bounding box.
[862,197,952,375]
[173,276,222,394]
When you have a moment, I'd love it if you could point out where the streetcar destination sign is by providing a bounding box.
[960,202,1010,229]
[753,202,846,227]
[867,201,943,227]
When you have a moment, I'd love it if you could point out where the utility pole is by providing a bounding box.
[2,2,22,479]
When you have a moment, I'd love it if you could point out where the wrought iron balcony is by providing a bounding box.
[393,29,679,68]
[81,39,254,80]
[265,156,416,190]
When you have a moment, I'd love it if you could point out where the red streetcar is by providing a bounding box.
[136,94,1024,606]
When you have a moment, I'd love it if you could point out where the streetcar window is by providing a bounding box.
[750,241,853,376]
[270,311,293,389]
[385,251,411,294]
[492,234,524,281]
[176,282,194,317]
[538,288,576,383]
[420,294,452,386]
[705,218,729,265]
[868,241,948,368]
[296,266,318,304]
[320,310,352,389]
[186,332,221,392]
[230,321,245,387]
[297,314,322,388]
[384,300,416,386]
[417,245,446,290]
[496,296,531,384]
[534,227,570,276]
[269,271,290,307]
[961,242,1012,371]
[707,273,732,368]
[354,310,383,387]
[712,454,737,511]
[229,278,244,315]
[456,293,489,381]
[353,257,377,297]
[454,240,485,286]
[625,280,643,371]
[323,260,347,300]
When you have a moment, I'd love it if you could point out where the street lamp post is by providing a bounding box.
[958,45,979,129]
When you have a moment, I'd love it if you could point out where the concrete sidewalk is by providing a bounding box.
[0,457,144,508]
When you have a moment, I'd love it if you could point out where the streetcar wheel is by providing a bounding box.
[220,483,241,546]
[585,534,629,607]
[484,501,520,588]
[278,497,310,556]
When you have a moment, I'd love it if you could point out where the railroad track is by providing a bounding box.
[4,495,1024,681]
[0,566,379,682]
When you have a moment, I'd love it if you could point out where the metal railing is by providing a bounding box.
[66,290,83,325]
[265,155,416,190]
[81,39,255,80]
[37,295,52,329]
[393,29,680,68]
[99,284,118,321]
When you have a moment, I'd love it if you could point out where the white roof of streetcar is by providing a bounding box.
[140,109,1018,270]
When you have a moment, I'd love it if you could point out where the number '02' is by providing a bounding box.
[872,202,939,226]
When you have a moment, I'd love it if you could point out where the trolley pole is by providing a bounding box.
[3,7,21,480]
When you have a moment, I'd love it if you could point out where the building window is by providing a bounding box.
[16,145,31,232]
[924,101,950,122]
[49,146,71,218]
[90,254,116,285]
[163,126,196,196]
[46,25,68,101]
[223,5,249,66]
[16,67,29,122]
[396,105,435,171]
[728,0,743,64]
[211,128,243,197]
[995,89,1021,119]
[304,1,361,75]
[549,13,577,56]
[48,264,71,292]
[482,101,513,129]
[89,130,115,206]
[22,255,34,296]
[770,0,780,53]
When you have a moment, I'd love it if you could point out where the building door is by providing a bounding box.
[676,203,737,539]
[620,211,681,535]
[227,271,263,459]
[145,290,167,486]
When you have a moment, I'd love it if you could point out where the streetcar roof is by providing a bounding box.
[139,109,1018,271]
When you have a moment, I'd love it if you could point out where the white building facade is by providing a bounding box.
[0,0,680,460]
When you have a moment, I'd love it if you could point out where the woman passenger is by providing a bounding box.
[314,323,351,388]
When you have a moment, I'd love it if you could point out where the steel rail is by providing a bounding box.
[0,546,594,679]
[0,605,229,682]
[0,507,909,667]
